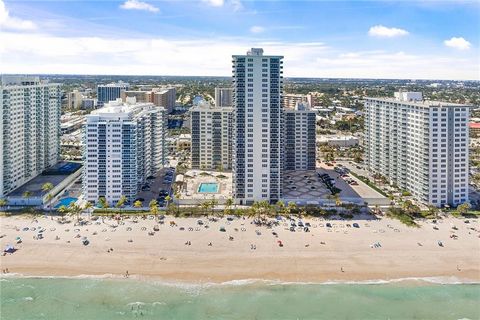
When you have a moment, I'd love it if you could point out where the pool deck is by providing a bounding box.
[179,170,233,202]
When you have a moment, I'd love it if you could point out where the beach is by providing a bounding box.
[1,214,479,283]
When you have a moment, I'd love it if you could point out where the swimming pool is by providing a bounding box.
[198,183,219,193]
[54,197,78,209]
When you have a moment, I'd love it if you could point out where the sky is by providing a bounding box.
[0,0,479,80]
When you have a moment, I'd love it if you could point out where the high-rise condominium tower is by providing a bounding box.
[365,92,470,207]
[83,99,167,204]
[97,81,129,107]
[190,101,233,170]
[232,48,283,204]
[284,102,316,170]
[215,87,233,107]
[0,76,61,197]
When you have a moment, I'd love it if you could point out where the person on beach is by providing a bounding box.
[341,267,344,272]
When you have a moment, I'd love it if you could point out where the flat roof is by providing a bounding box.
[365,97,471,108]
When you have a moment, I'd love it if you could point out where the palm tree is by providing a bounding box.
[115,195,127,214]
[275,200,285,216]
[427,205,439,219]
[456,203,470,216]
[287,201,297,216]
[98,197,109,210]
[201,200,211,217]
[83,202,93,220]
[0,198,8,211]
[333,193,342,207]
[210,198,218,216]
[165,195,172,208]
[57,205,69,217]
[22,191,32,205]
[225,198,234,216]
[133,200,143,208]
[68,203,82,222]
[149,199,159,217]
[41,182,54,213]
[45,194,54,214]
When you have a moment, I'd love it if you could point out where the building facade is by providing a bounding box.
[153,87,176,113]
[0,76,61,197]
[232,48,283,204]
[283,93,312,110]
[284,102,316,170]
[67,90,83,109]
[97,82,129,107]
[190,102,233,170]
[365,92,470,207]
[83,99,167,204]
[215,87,233,107]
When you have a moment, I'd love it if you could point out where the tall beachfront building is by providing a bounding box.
[284,102,316,170]
[215,87,233,107]
[232,48,283,205]
[365,92,470,207]
[190,101,233,170]
[0,76,61,197]
[83,99,167,204]
[97,81,129,107]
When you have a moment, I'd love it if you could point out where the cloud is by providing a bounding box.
[120,0,159,13]
[202,0,225,7]
[368,25,409,38]
[250,26,264,33]
[444,37,471,50]
[0,0,36,31]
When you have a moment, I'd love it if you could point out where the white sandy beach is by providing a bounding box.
[1,214,479,283]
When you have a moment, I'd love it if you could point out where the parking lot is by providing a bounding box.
[317,163,386,200]
[136,167,175,208]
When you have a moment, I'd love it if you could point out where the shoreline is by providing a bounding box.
[1,215,479,285]
[2,273,480,286]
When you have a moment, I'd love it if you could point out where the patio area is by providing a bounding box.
[177,170,233,204]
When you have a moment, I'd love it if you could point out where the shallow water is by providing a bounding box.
[1,277,479,319]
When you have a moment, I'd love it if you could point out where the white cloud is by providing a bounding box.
[250,26,264,33]
[0,0,36,31]
[368,25,409,38]
[444,37,471,50]
[0,31,477,80]
[231,0,243,11]
[120,0,159,13]
[202,0,225,7]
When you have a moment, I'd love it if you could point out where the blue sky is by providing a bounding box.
[1,0,479,79]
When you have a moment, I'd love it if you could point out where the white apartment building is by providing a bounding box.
[190,101,233,170]
[0,76,61,198]
[83,99,167,204]
[67,90,83,109]
[365,92,470,207]
[284,102,316,170]
[283,93,312,110]
[215,87,233,107]
[232,48,283,204]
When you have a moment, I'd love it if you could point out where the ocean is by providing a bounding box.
[1,277,479,319]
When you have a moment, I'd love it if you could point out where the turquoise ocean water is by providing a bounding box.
[1,277,479,319]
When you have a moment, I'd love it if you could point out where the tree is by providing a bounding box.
[115,195,127,214]
[456,203,471,216]
[41,182,54,213]
[0,198,8,211]
[22,191,32,204]
[83,202,93,220]
[133,200,143,208]
[225,198,234,216]
[287,201,297,215]
[210,198,218,216]
[427,205,439,219]
[275,200,285,216]
[98,197,109,209]
[165,195,172,208]
[149,199,159,217]
[68,203,82,222]
[57,205,69,216]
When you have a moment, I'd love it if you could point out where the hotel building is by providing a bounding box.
[283,93,313,110]
[83,99,167,204]
[215,87,233,107]
[190,101,233,170]
[97,82,129,107]
[284,102,316,170]
[365,92,470,207]
[0,76,61,198]
[121,87,176,113]
[232,48,283,204]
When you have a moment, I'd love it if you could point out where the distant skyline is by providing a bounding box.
[1,0,479,80]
